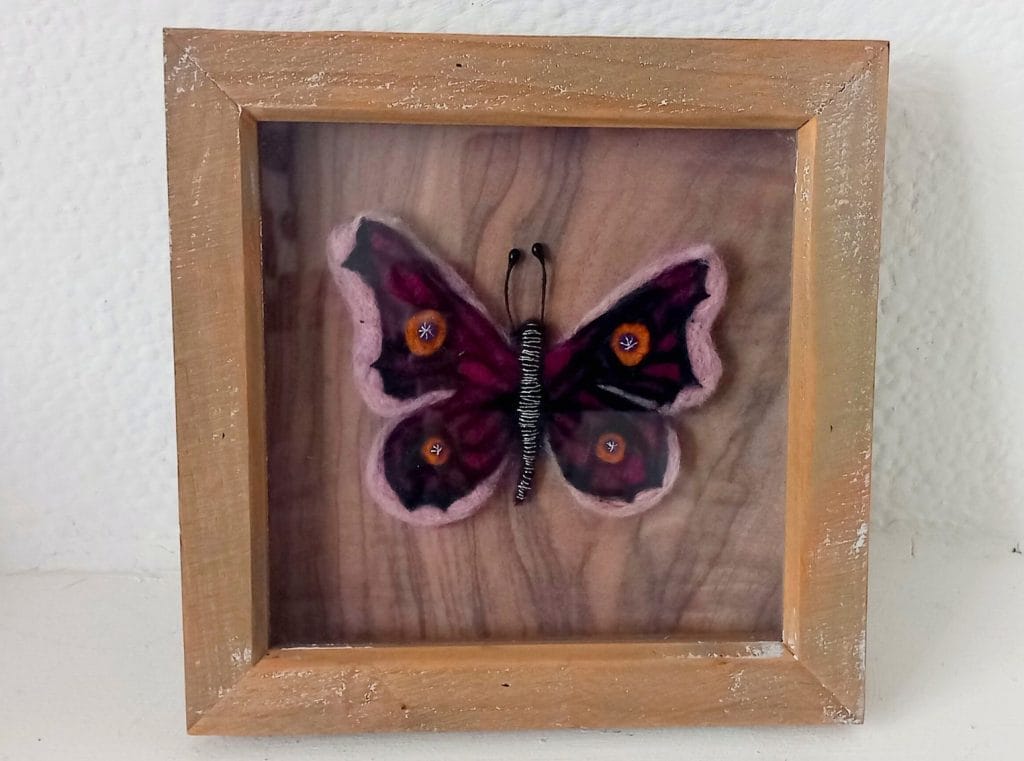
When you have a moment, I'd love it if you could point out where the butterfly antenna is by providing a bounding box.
[504,248,522,329]
[531,243,548,322]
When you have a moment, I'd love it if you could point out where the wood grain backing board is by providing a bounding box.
[260,122,795,646]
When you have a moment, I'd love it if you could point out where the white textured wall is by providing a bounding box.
[1,1,1022,757]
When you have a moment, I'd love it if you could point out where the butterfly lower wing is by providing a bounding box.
[545,245,725,414]
[544,246,725,515]
[547,408,680,517]
[368,395,516,526]
[328,214,519,415]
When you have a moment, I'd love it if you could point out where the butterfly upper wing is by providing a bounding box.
[545,245,725,414]
[328,214,519,416]
[543,245,725,515]
[328,215,518,525]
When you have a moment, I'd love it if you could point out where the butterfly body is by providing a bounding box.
[328,214,726,527]
[513,319,545,504]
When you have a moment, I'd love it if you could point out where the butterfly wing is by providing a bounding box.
[367,396,515,526]
[547,408,682,517]
[328,215,518,525]
[328,214,520,415]
[544,245,725,516]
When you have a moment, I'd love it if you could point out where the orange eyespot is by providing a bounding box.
[421,436,451,466]
[610,323,651,366]
[595,432,626,464]
[405,310,447,356]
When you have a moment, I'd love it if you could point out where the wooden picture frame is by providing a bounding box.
[164,29,888,734]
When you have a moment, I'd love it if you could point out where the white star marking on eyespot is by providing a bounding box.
[429,442,445,456]
[604,439,619,454]
[418,322,435,341]
[619,333,639,352]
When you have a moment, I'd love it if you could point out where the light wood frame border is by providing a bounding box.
[164,29,888,734]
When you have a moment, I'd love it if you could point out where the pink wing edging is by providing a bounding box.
[672,246,727,413]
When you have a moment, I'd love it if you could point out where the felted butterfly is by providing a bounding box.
[327,214,726,527]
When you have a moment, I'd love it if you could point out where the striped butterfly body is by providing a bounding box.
[329,215,726,527]
[513,320,545,503]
